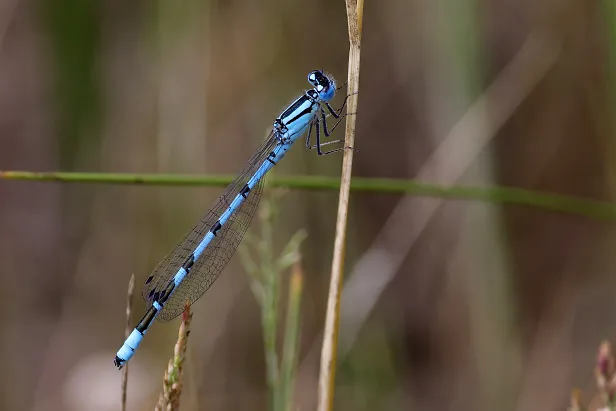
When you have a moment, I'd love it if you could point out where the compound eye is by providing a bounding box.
[308,70,323,86]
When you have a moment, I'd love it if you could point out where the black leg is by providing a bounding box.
[320,106,345,137]
[306,120,342,151]
[304,90,361,155]
[325,94,348,119]
[325,102,340,119]
[326,90,359,118]
[315,116,347,155]
[305,121,314,149]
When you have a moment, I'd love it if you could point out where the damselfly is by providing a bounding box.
[114,70,350,368]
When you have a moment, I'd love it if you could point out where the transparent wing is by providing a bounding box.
[142,133,279,322]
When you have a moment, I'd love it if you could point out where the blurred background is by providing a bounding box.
[0,0,613,410]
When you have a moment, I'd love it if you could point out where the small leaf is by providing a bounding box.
[238,245,259,278]
[276,230,307,271]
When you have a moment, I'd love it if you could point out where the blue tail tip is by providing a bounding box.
[114,356,125,369]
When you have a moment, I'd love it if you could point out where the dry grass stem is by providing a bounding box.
[155,302,193,411]
[121,273,135,411]
[316,1,364,410]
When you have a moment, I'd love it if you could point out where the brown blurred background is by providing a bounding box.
[0,0,614,410]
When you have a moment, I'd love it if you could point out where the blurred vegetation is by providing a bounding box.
[0,1,615,411]
[240,188,306,411]
[39,0,101,168]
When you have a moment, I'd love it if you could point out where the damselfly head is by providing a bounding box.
[308,70,336,102]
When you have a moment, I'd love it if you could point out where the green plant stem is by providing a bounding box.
[278,262,303,411]
[2,170,616,221]
[259,200,280,410]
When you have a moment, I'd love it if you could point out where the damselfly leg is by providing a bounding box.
[305,91,359,155]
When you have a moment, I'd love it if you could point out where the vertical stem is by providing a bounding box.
[121,274,135,411]
[278,262,304,411]
[317,1,363,411]
[260,200,280,411]
[605,0,616,190]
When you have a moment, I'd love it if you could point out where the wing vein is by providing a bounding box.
[142,133,279,321]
